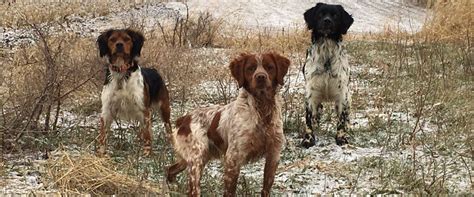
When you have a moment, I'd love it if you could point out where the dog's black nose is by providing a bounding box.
[323,18,332,25]
[116,43,124,52]
[256,74,267,81]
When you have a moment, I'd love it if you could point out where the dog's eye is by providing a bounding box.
[123,37,131,42]
[247,65,257,72]
[267,64,274,70]
[109,37,117,42]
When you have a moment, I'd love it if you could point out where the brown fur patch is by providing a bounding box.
[266,52,290,86]
[98,117,106,145]
[207,111,224,151]
[143,82,151,107]
[141,109,152,145]
[229,53,254,87]
[107,31,133,56]
[166,159,187,182]
[176,115,192,136]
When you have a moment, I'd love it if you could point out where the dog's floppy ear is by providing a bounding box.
[229,53,249,88]
[97,29,113,57]
[337,5,354,35]
[269,52,290,86]
[304,3,323,30]
[126,29,145,57]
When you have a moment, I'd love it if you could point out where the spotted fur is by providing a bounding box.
[301,3,353,148]
[167,52,290,197]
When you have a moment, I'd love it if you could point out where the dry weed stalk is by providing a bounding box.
[155,4,223,48]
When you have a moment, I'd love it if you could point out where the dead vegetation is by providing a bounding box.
[45,151,162,195]
[0,1,472,195]
[420,0,473,42]
[1,22,100,152]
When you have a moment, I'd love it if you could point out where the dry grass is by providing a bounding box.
[0,1,129,27]
[0,1,472,195]
[45,151,162,195]
[420,0,473,42]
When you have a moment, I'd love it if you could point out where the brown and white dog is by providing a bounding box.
[166,52,290,196]
[96,29,172,156]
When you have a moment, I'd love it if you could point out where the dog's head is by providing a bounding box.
[229,52,290,99]
[97,29,144,69]
[304,3,353,38]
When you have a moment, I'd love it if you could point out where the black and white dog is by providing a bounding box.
[301,3,354,148]
[96,29,172,156]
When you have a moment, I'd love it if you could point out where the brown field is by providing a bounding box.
[0,0,472,195]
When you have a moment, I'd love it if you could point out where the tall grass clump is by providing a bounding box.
[421,0,473,42]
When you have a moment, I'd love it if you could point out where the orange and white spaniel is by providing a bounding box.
[166,52,290,196]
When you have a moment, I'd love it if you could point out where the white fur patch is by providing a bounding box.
[304,39,351,104]
[101,67,145,122]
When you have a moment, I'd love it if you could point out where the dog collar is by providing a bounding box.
[108,62,139,79]
[108,64,129,73]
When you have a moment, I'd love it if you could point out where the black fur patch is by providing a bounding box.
[305,101,313,132]
[104,65,111,85]
[337,105,349,131]
[305,102,323,132]
[141,67,165,103]
[304,3,354,43]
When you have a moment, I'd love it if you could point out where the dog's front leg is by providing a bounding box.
[187,160,204,197]
[335,94,350,145]
[261,146,281,197]
[141,109,152,156]
[98,113,112,156]
[302,97,322,148]
[223,155,241,197]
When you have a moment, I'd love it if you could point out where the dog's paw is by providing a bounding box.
[335,133,349,146]
[301,133,316,148]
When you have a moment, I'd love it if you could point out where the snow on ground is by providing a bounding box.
[0,3,187,49]
[2,51,471,195]
[1,153,49,195]
[187,0,428,32]
[0,1,427,49]
[3,1,469,195]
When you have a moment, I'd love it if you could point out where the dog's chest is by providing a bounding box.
[224,104,284,162]
[304,41,350,100]
[101,70,145,121]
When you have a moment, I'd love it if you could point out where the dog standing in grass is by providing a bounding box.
[167,52,290,196]
[96,29,172,156]
[301,3,354,148]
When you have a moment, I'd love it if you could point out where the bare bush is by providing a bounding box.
[1,22,100,152]
[155,6,223,48]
